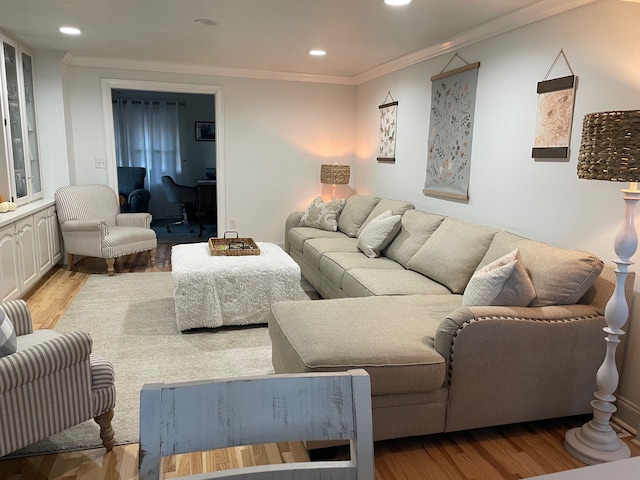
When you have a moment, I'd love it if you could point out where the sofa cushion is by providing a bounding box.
[478,231,604,307]
[384,210,446,267]
[288,227,349,253]
[299,196,345,232]
[303,237,358,269]
[0,310,17,358]
[343,268,454,297]
[269,295,462,396]
[357,199,414,236]
[407,218,498,294]
[319,252,404,289]
[338,195,381,237]
[357,210,402,258]
[463,249,536,307]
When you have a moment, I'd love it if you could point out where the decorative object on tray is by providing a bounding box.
[209,231,260,256]
[532,49,577,161]
[424,53,480,202]
[378,91,398,163]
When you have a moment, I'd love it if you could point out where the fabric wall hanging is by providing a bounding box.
[377,92,398,163]
[532,49,577,160]
[424,54,480,201]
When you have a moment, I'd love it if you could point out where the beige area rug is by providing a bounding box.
[11,272,317,456]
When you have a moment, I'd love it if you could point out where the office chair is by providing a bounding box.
[161,176,197,233]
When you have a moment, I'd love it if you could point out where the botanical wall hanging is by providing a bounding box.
[424,54,480,201]
[378,91,398,163]
[532,49,576,160]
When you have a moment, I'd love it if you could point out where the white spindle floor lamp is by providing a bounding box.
[565,110,640,465]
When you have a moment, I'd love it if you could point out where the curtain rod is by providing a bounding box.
[112,100,185,106]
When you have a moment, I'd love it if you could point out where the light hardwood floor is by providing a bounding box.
[0,243,638,480]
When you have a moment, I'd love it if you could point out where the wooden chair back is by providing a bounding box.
[139,369,373,480]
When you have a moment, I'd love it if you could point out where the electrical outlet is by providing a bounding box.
[95,158,107,169]
[229,219,237,229]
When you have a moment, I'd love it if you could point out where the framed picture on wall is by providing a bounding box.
[195,121,215,141]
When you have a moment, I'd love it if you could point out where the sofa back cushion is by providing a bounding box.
[384,210,445,267]
[407,217,498,294]
[478,231,604,307]
[338,195,381,237]
[356,198,414,237]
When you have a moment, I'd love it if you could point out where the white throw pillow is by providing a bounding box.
[357,210,402,258]
[298,196,346,232]
[463,248,536,306]
[0,309,17,358]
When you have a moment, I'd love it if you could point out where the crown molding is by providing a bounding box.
[64,55,357,86]
[353,0,597,85]
[61,0,596,87]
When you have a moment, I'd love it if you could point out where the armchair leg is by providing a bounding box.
[149,248,156,267]
[67,253,75,271]
[95,409,115,451]
[106,258,116,276]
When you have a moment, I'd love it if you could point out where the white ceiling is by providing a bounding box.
[0,0,595,82]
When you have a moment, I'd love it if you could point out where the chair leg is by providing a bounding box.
[95,409,115,452]
[67,253,75,271]
[149,248,156,267]
[106,258,116,276]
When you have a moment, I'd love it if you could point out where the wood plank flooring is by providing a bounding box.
[0,243,638,479]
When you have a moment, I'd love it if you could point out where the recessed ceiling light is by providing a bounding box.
[59,26,81,35]
[194,18,220,26]
[384,0,411,5]
[309,50,326,56]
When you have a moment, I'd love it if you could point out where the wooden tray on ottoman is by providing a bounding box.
[208,232,260,256]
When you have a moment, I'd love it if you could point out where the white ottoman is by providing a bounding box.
[171,242,302,331]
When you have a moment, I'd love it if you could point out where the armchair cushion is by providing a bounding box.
[0,310,16,358]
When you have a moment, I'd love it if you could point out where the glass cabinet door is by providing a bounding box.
[20,50,41,197]
[2,40,26,201]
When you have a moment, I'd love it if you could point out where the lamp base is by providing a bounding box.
[565,424,630,465]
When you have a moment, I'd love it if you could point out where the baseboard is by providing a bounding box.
[613,395,640,439]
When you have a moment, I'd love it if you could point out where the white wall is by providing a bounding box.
[354,0,640,430]
[58,67,356,241]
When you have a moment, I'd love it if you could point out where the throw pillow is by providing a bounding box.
[299,196,346,232]
[0,309,17,358]
[357,210,402,258]
[462,249,536,307]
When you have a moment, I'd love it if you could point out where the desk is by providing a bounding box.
[195,180,216,237]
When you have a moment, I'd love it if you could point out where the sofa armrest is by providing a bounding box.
[285,211,304,253]
[60,219,108,235]
[434,304,606,432]
[1,300,33,336]
[116,212,152,228]
[0,331,93,393]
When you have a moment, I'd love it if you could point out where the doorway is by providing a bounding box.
[101,79,225,238]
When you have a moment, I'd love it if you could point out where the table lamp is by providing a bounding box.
[565,109,640,464]
[320,163,350,201]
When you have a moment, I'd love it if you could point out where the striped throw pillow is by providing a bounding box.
[0,309,17,358]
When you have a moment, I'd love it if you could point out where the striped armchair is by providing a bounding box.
[55,184,157,276]
[0,300,116,457]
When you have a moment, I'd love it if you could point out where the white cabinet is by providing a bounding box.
[0,223,19,301]
[15,215,38,293]
[0,36,42,205]
[34,207,52,276]
[47,206,61,264]
[0,201,59,301]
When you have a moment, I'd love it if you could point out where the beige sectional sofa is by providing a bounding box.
[268,194,630,442]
